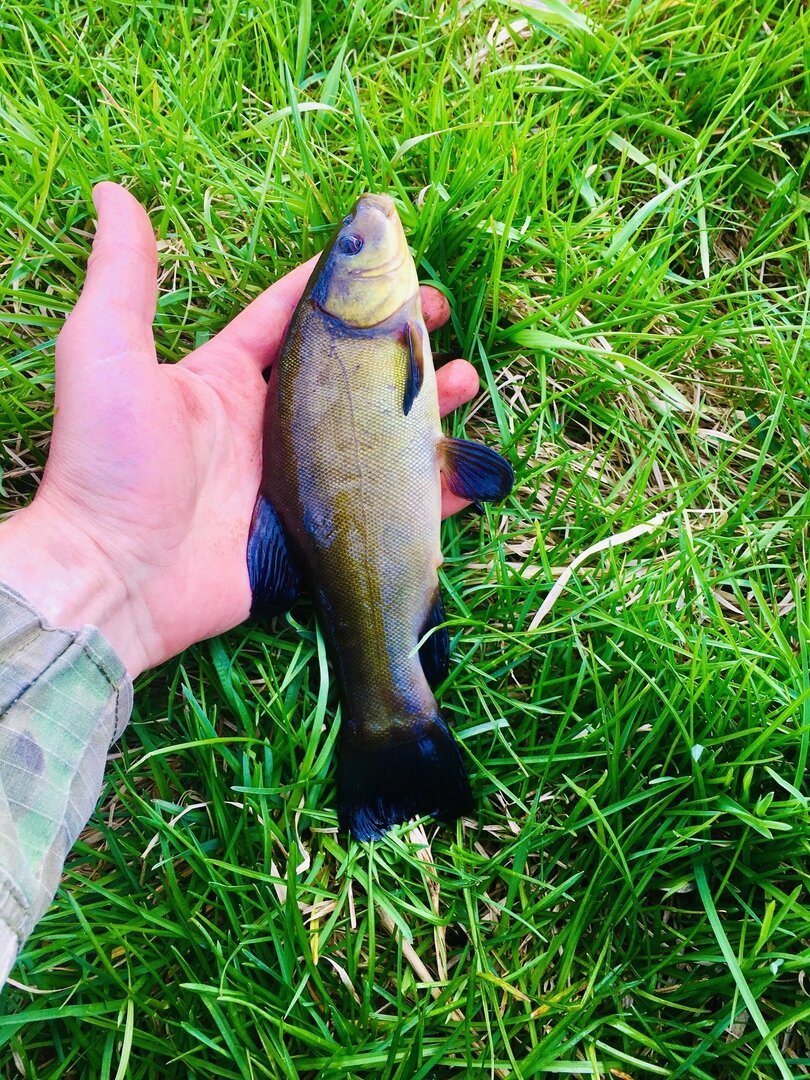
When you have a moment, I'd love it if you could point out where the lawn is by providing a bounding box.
[1,0,809,1076]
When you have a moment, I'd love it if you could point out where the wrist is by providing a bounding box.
[0,499,149,678]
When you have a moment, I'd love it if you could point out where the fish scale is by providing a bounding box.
[273,305,439,732]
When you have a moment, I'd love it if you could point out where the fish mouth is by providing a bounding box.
[342,194,398,230]
[353,193,397,219]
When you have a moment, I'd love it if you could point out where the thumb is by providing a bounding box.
[56,182,158,378]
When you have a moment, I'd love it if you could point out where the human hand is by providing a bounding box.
[0,183,480,677]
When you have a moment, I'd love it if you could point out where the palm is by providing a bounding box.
[44,354,266,664]
[37,183,479,673]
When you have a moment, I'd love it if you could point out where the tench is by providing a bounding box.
[247,193,513,841]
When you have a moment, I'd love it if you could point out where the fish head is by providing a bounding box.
[311,194,419,328]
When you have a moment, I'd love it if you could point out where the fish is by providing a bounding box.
[247,193,513,841]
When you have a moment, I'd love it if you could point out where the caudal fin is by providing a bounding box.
[338,714,473,842]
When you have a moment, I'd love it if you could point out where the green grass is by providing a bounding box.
[2,0,810,1076]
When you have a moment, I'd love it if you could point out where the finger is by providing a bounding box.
[441,485,473,519]
[437,359,480,518]
[420,286,450,332]
[57,182,158,370]
[189,256,320,376]
[437,358,479,418]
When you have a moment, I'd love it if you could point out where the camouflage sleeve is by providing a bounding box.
[0,581,133,988]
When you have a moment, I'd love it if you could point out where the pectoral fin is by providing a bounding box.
[247,494,301,620]
[403,321,424,415]
[439,437,514,503]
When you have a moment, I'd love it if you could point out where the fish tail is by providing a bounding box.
[338,713,473,841]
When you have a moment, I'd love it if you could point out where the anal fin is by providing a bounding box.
[247,494,300,620]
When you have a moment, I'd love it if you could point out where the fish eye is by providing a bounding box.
[342,215,353,226]
[338,234,364,256]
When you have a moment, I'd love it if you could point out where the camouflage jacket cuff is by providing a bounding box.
[0,581,133,988]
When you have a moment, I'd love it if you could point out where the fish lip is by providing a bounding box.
[355,193,396,219]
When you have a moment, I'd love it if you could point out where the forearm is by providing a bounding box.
[0,577,132,989]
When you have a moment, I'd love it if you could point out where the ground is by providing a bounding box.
[1,0,809,1077]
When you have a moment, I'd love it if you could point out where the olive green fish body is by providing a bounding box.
[264,297,440,741]
[248,194,513,840]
